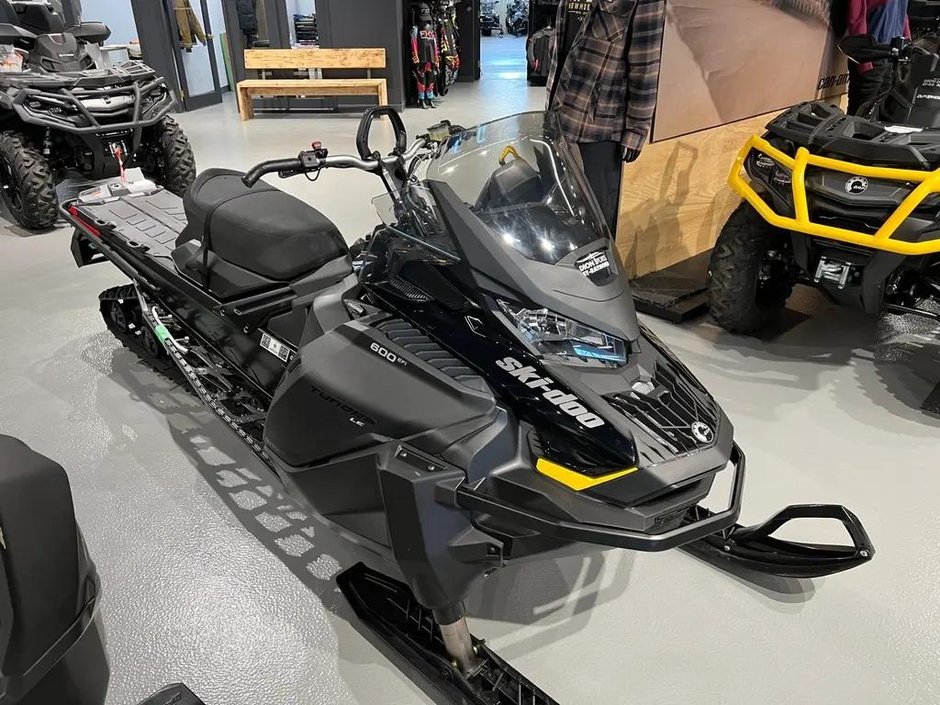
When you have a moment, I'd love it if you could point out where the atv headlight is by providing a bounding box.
[498,301,628,367]
[749,150,792,189]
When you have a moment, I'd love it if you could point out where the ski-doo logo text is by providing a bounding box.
[496,357,605,429]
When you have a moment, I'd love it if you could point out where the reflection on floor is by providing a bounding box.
[482,35,529,81]
[0,72,938,705]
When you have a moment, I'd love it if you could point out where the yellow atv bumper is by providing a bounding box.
[729,134,940,256]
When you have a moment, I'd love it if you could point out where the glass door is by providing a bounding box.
[163,0,224,110]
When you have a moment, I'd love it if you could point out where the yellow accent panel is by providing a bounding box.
[727,135,940,256]
[535,458,638,492]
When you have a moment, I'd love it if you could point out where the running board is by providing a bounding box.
[337,563,560,705]
[681,504,875,579]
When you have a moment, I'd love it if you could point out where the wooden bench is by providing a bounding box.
[236,48,388,121]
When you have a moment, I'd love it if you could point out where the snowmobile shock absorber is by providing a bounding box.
[435,608,482,675]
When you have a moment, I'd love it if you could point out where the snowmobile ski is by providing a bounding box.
[337,563,559,705]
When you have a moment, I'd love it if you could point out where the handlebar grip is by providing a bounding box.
[242,158,304,187]
[356,107,408,160]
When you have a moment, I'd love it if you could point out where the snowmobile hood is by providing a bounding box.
[366,114,732,505]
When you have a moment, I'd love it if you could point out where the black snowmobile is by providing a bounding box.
[0,434,209,705]
[0,0,194,230]
[710,32,940,333]
[66,108,874,705]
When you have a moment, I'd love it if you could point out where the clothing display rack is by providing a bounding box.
[403,0,463,106]
[526,0,560,84]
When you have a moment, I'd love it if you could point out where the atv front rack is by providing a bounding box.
[454,445,874,578]
[731,133,940,257]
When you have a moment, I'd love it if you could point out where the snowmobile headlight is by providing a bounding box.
[498,301,628,367]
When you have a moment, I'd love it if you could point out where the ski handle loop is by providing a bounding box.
[729,503,875,558]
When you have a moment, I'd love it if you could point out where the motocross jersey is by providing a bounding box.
[411,22,440,66]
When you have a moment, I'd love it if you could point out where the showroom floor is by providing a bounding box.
[1,36,940,705]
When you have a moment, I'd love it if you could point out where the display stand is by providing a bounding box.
[629,250,710,323]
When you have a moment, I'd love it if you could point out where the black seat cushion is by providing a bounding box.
[183,168,348,282]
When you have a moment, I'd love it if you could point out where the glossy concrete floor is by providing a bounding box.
[2,35,940,705]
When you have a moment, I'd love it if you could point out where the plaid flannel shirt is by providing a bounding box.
[547,0,665,152]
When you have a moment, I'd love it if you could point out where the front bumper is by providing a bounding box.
[455,444,874,578]
[730,134,940,257]
[9,77,175,135]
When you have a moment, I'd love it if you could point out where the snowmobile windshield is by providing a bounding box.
[373,184,462,261]
[423,111,610,265]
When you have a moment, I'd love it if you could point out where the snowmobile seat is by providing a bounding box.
[181,168,349,284]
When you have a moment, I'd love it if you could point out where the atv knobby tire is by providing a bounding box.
[0,131,58,230]
[708,202,796,334]
[140,117,196,197]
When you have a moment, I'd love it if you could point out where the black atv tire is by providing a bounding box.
[708,202,796,334]
[0,131,58,230]
[140,117,196,197]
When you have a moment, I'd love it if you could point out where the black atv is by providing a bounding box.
[480,0,500,36]
[710,33,940,333]
[505,0,528,37]
[0,0,194,230]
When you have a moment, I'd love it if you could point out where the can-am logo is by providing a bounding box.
[845,176,869,194]
[496,357,605,429]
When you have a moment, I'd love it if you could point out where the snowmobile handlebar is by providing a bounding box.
[241,138,430,188]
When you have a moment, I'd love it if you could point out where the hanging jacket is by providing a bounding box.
[528,26,555,76]
[176,0,207,50]
[547,0,666,152]
[234,0,258,36]
[847,0,910,72]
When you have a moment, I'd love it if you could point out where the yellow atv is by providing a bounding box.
[708,35,940,333]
